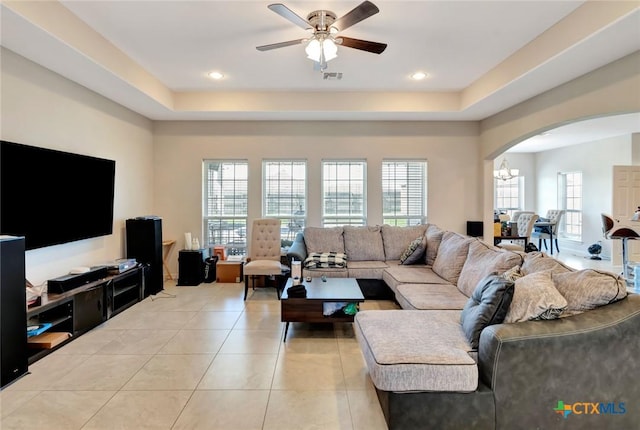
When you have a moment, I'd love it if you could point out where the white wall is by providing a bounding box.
[153,121,481,274]
[1,48,154,285]
[535,135,632,258]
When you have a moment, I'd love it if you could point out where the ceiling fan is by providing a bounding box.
[256,1,387,71]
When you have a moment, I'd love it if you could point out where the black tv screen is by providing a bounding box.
[1,140,115,250]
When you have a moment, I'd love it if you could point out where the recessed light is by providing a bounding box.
[208,71,224,80]
[411,71,428,80]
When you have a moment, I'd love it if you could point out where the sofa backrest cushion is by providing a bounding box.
[503,271,567,322]
[460,274,514,349]
[552,269,628,316]
[424,224,445,266]
[432,231,473,285]
[521,252,574,275]
[304,227,345,254]
[343,225,386,261]
[381,224,428,260]
[457,240,523,297]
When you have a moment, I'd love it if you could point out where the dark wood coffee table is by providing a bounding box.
[280,277,365,342]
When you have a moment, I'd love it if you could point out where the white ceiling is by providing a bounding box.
[1,1,639,149]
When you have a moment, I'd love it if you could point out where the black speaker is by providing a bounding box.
[466,221,483,237]
[1,236,28,388]
[126,217,163,295]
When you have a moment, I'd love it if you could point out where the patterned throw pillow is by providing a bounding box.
[502,265,524,282]
[304,252,348,269]
[399,237,426,265]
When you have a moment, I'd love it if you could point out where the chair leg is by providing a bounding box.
[244,275,249,300]
[554,238,560,254]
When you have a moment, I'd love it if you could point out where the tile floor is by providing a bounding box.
[0,252,619,430]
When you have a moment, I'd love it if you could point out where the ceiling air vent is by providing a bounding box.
[323,72,343,80]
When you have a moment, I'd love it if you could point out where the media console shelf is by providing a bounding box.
[26,266,144,364]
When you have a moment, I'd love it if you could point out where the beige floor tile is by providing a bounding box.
[198,353,277,389]
[233,311,283,330]
[281,337,340,355]
[82,390,192,430]
[337,336,363,355]
[200,296,246,311]
[95,329,178,355]
[347,389,389,430]
[172,390,269,430]
[284,322,342,341]
[123,354,214,390]
[263,390,353,430]
[102,310,197,330]
[51,354,151,390]
[341,352,375,390]
[53,328,128,355]
[5,354,90,391]
[0,390,114,430]
[0,390,40,418]
[219,329,282,354]
[185,311,242,329]
[243,297,281,312]
[134,293,208,312]
[272,353,345,390]
[159,329,230,354]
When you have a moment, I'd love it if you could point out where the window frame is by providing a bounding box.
[494,175,524,218]
[558,171,582,240]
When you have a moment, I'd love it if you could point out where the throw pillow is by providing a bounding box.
[502,265,524,282]
[399,236,426,265]
[551,269,627,316]
[457,241,523,297]
[381,224,428,260]
[521,252,574,276]
[503,271,567,323]
[304,252,348,269]
[432,232,473,285]
[460,274,515,349]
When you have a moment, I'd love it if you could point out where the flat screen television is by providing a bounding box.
[1,140,116,250]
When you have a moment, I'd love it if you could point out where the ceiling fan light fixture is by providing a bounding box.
[207,71,224,80]
[305,37,338,62]
[411,71,428,80]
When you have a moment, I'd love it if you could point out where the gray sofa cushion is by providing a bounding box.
[396,283,470,310]
[304,226,345,254]
[381,224,428,260]
[355,310,478,392]
[460,274,514,349]
[383,266,452,293]
[521,251,574,275]
[504,271,567,322]
[457,240,523,297]
[432,232,473,285]
[343,225,386,261]
[424,224,444,266]
[552,269,628,316]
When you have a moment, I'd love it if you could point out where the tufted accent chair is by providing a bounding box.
[243,218,283,299]
[531,209,565,254]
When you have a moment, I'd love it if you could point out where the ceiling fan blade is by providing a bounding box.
[256,39,305,51]
[332,1,379,32]
[338,36,387,54]
[267,4,311,30]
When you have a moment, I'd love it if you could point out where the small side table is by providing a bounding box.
[162,239,176,280]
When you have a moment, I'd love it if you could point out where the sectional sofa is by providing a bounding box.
[287,224,640,430]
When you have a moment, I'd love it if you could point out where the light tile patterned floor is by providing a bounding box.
[1,280,393,430]
[0,252,617,429]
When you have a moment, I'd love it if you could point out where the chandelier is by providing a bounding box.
[493,158,519,181]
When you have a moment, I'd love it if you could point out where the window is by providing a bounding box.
[322,160,366,226]
[559,171,582,239]
[494,176,523,217]
[263,160,307,243]
[382,160,427,226]
[203,160,248,255]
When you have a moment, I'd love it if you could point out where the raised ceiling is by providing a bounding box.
[1,1,639,127]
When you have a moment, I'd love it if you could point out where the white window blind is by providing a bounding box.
[203,160,248,255]
[559,171,582,239]
[382,160,427,226]
[322,160,366,226]
[263,160,307,243]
